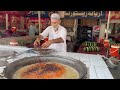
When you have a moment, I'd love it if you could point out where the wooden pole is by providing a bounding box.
[38,11,41,34]
[6,13,8,30]
[106,11,111,40]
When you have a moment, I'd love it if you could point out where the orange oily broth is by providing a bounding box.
[12,62,80,79]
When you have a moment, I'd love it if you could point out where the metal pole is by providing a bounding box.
[106,11,111,40]
[6,13,8,30]
[38,11,41,34]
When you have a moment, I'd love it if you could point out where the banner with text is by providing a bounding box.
[64,11,106,19]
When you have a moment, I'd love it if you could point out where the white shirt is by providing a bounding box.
[40,25,67,52]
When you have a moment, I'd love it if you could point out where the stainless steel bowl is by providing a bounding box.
[106,57,120,69]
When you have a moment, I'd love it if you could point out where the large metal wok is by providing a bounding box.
[3,55,87,79]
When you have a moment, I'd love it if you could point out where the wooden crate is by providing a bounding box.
[81,19,98,27]
[61,19,75,28]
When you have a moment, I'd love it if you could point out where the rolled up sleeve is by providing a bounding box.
[40,27,50,38]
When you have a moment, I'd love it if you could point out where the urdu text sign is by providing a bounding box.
[64,11,106,19]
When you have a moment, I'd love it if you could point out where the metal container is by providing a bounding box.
[106,56,120,69]
[3,55,87,79]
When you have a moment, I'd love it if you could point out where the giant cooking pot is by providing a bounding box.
[3,55,87,79]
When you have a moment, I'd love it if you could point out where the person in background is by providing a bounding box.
[34,13,67,52]
[29,22,38,36]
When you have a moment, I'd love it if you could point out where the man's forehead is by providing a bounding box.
[51,19,59,22]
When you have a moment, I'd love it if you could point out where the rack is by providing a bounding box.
[77,26,93,42]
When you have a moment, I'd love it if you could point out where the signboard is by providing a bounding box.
[93,26,100,31]
[0,11,25,17]
[0,11,20,15]
[27,17,50,23]
[64,11,106,19]
[25,11,50,18]
[58,11,65,18]
[106,11,120,19]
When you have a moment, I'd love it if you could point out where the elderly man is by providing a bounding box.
[34,13,67,52]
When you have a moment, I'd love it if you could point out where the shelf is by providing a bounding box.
[82,33,92,34]
[77,26,93,41]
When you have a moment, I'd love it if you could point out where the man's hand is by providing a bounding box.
[41,40,53,48]
[34,35,43,47]
[34,39,40,47]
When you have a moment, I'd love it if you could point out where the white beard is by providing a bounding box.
[53,26,59,31]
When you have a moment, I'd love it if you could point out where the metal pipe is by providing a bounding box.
[38,11,41,34]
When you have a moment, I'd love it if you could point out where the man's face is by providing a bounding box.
[51,19,60,29]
